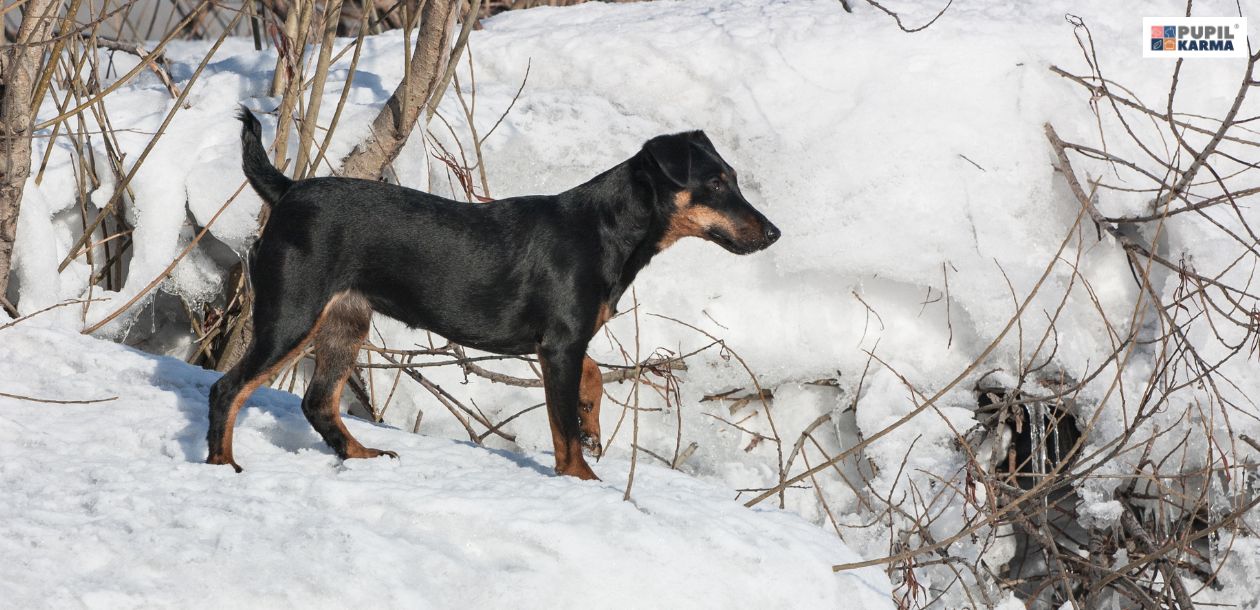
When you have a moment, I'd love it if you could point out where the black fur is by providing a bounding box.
[236,108,292,205]
[207,107,780,478]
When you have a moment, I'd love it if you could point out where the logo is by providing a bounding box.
[1144,17,1247,58]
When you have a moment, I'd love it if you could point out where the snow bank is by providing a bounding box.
[0,323,892,608]
[9,0,1260,605]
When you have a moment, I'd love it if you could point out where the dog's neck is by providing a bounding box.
[564,156,673,308]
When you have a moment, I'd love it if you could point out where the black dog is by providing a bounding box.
[207,108,779,479]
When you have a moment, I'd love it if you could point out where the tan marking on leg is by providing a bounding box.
[537,352,570,473]
[558,438,598,480]
[209,297,342,470]
[327,372,397,460]
[578,355,603,458]
[593,302,613,334]
[583,302,613,455]
[537,350,599,480]
[310,292,396,460]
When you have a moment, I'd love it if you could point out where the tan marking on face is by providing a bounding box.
[658,191,740,251]
[733,210,768,243]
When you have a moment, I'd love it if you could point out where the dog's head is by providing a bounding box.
[639,131,780,255]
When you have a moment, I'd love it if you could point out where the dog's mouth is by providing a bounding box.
[706,229,767,255]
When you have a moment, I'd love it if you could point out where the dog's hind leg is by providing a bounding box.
[302,291,397,461]
[578,355,603,458]
[207,299,325,472]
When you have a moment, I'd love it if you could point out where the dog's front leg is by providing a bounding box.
[578,355,604,458]
[538,344,599,480]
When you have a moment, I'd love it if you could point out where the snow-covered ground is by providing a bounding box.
[0,322,892,608]
[5,0,1260,606]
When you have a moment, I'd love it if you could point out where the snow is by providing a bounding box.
[0,322,892,608]
[1080,499,1124,529]
[7,0,1260,606]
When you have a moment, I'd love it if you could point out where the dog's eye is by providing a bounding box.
[708,178,725,191]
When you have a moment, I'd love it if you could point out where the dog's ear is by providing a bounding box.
[687,130,716,154]
[643,134,692,187]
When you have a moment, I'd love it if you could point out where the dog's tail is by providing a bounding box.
[237,106,293,207]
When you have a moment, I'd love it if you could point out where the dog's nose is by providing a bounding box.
[763,223,781,244]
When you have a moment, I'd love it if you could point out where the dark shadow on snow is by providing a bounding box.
[147,351,550,475]
[149,353,330,464]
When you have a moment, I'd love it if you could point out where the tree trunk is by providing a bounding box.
[0,0,59,305]
[294,0,346,178]
[338,0,457,180]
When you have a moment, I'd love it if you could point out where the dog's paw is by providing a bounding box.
[344,446,398,460]
[580,433,603,459]
[556,461,600,481]
[206,455,243,473]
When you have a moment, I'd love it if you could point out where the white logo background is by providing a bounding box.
[1143,17,1248,59]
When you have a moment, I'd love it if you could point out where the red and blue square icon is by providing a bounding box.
[1151,25,1177,50]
